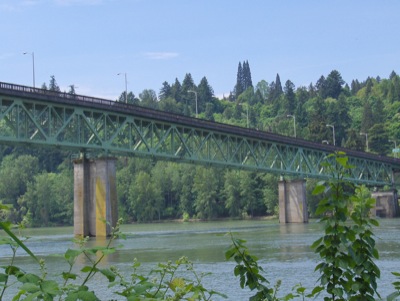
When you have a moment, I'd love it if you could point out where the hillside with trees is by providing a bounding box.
[1,64,400,226]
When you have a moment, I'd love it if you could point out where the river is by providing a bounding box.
[1,218,400,300]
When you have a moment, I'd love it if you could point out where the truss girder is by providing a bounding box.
[0,93,397,186]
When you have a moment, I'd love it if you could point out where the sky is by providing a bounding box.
[1,0,400,100]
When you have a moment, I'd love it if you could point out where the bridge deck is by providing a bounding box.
[1,81,399,186]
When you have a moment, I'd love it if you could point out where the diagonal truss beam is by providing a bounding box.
[1,81,400,186]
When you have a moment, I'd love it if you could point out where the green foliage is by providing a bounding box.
[387,272,400,301]
[311,152,380,300]
[225,233,276,300]
[225,233,309,301]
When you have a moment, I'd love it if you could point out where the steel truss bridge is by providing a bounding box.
[1,81,399,186]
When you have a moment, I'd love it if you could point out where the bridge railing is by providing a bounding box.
[0,81,116,107]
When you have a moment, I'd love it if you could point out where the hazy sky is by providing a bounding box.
[1,0,399,99]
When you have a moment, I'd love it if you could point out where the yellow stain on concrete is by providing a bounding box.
[95,177,107,237]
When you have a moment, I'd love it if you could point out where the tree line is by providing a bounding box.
[1,64,399,226]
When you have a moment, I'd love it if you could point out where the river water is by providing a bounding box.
[1,218,400,300]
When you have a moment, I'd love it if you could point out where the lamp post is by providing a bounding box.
[390,139,397,158]
[326,124,335,146]
[188,90,198,118]
[287,114,296,138]
[360,132,369,152]
[117,72,128,103]
[23,51,35,87]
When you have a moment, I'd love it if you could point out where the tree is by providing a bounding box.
[307,97,328,143]
[49,75,61,92]
[0,155,39,223]
[197,76,214,113]
[118,91,138,105]
[369,123,389,155]
[295,86,309,131]
[223,170,243,218]
[158,97,181,114]
[21,172,73,226]
[315,75,327,99]
[261,174,279,215]
[159,81,172,101]
[152,162,180,218]
[239,171,261,217]
[344,128,364,151]
[129,171,162,222]
[325,70,344,99]
[139,89,158,109]
[171,78,182,103]
[204,103,215,121]
[242,60,253,90]
[234,62,244,97]
[283,80,296,114]
[182,73,196,111]
[371,98,385,125]
[351,79,361,95]
[269,74,283,103]
[178,164,196,218]
[68,85,76,95]
[326,95,351,146]
[361,101,374,132]
[192,166,221,219]
[255,80,269,102]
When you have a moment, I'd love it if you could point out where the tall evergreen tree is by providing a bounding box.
[315,75,327,99]
[308,97,328,143]
[269,74,283,103]
[159,81,172,101]
[234,62,244,97]
[351,79,361,95]
[361,101,374,132]
[170,78,182,103]
[242,60,253,90]
[325,70,344,99]
[389,70,398,80]
[182,73,195,93]
[283,80,296,114]
[197,76,214,113]
[49,75,61,92]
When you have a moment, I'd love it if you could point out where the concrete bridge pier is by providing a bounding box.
[74,157,118,237]
[371,189,400,218]
[279,179,308,223]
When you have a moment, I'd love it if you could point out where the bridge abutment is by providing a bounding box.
[279,179,308,223]
[74,157,118,237]
[371,190,400,218]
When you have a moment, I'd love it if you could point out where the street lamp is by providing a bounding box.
[390,139,397,158]
[23,51,35,87]
[188,90,198,118]
[117,72,128,103]
[360,132,369,152]
[287,114,296,138]
[322,140,329,144]
[326,124,335,146]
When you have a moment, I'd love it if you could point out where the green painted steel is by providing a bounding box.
[1,82,400,186]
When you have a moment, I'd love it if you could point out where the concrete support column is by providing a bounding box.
[74,157,118,237]
[371,190,399,218]
[279,179,308,223]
